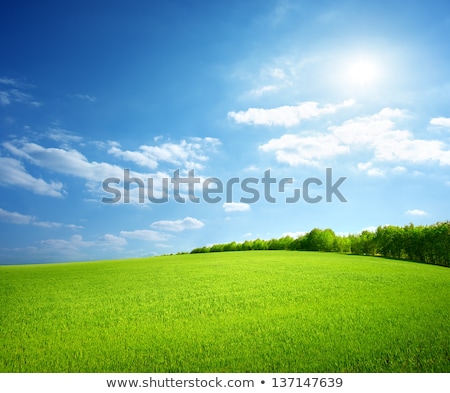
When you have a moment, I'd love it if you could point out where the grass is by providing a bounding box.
[0,251,449,372]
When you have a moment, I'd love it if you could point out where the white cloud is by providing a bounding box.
[0,77,41,107]
[108,141,159,169]
[270,67,287,79]
[151,216,204,232]
[242,165,259,172]
[361,226,377,233]
[34,221,83,229]
[47,128,83,143]
[0,77,22,87]
[3,141,110,179]
[0,157,64,197]
[2,138,217,192]
[357,162,385,176]
[120,229,170,242]
[228,99,354,127]
[10,89,41,106]
[3,232,126,263]
[259,107,450,168]
[331,108,407,146]
[430,117,450,128]
[392,166,407,174]
[405,209,427,216]
[108,137,221,170]
[155,243,173,248]
[281,231,306,238]
[41,238,77,250]
[0,89,41,107]
[332,109,450,166]
[32,143,123,179]
[374,137,447,164]
[223,202,250,212]
[72,94,96,102]
[368,168,385,176]
[0,207,84,229]
[41,234,126,250]
[260,134,348,166]
[242,66,288,98]
[0,208,33,225]
[249,85,277,96]
[3,140,152,183]
[0,91,10,105]
[100,234,127,247]
[2,140,173,200]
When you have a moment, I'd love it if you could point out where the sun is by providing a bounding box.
[346,58,379,87]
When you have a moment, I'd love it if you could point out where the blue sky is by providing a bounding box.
[1,0,450,264]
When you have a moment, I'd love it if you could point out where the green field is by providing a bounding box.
[0,251,449,372]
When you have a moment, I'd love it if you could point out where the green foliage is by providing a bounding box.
[371,222,450,266]
[301,228,336,252]
[333,235,351,253]
[209,243,224,253]
[191,221,450,267]
[1,252,449,372]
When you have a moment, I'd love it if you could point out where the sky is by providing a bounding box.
[1,0,450,264]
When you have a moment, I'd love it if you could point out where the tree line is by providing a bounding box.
[191,221,450,267]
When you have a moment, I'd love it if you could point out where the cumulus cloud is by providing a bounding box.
[151,217,204,232]
[228,99,354,127]
[222,202,250,212]
[281,231,306,238]
[0,208,33,225]
[0,207,83,229]
[0,139,184,201]
[108,137,221,170]
[3,137,221,188]
[108,141,160,169]
[361,226,378,233]
[1,141,141,200]
[0,77,41,107]
[357,162,385,176]
[249,85,278,96]
[0,157,64,197]
[259,107,450,168]
[405,209,427,216]
[260,134,348,166]
[100,234,127,246]
[119,229,170,242]
[332,109,450,165]
[0,91,10,105]
[41,234,126,250]
[72,94,96,102]
[270,67,287,79]
[0,77,22,86]
[2,141,125,181]
[4,140,166,184]
[392,166,407,174]
[430,117,450,128]
[47,128,83,143]
[2,230,128,264]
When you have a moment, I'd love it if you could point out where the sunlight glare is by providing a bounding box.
[347,58,379,87]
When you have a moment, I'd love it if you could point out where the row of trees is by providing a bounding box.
[191,221,450,267]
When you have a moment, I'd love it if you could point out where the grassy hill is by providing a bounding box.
[1,251,449,372]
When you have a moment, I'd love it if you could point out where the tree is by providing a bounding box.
[223,241,237,252]
[302,228,336,251]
